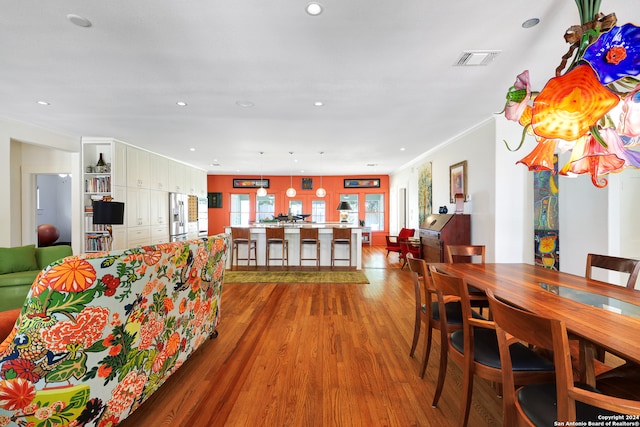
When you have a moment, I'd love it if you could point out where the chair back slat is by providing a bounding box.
[586,253,640,289]
[300,227,319,241]
[332,227,352,241]
[446,244,485,263]
[266,227,285,241]
[231,227,251,241]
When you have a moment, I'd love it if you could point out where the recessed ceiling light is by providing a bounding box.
[522,18,540,29]
[37,101,50,106]
[67,14,92,28]
[176,101,188,107]
[189,148,196,152]
[314,101,324,107]
[306,3,323,16]
[236,100,255,108]
[400,147,406,151]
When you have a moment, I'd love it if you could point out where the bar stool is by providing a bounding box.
[331,227,352,268]
[299,227,320,269]
[230,227,256,269]
[266,227,289,269]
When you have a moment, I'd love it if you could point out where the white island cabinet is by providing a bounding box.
[224,225,363,270]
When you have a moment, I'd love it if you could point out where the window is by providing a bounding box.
[257,194,275,221]
[312,200,326,223]
[230,194,250,226]
[365,194,384,231]
[339,194,359,225]
[288,199,303,216]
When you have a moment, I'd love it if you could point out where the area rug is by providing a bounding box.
[223,270,369,284]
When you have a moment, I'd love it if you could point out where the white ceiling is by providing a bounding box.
[0,1,635,176]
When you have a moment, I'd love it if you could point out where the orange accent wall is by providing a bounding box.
[206,174,389,245]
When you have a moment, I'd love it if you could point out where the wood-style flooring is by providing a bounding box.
[119,246,503,426]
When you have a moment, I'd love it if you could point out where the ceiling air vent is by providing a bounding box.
[454,50,501,66]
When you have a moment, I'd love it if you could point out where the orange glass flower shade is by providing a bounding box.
[531,65,620,140]
[517,138,558,172]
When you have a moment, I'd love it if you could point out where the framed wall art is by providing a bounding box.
[449,161,467,203]
[343,178,380,188]
[302,177,313,190]
[232,179,270,189]
[207,192,222,208]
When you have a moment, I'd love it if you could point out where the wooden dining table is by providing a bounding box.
[430,262,640,384]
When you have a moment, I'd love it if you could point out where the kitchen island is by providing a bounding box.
[224,224,363,270]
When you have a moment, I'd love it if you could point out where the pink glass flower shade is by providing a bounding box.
[532,65,620,140]
[504,70,531,122]
[619,87,640,137]
[559,134,626,188]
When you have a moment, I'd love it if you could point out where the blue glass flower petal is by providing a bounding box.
[583,23,640,84]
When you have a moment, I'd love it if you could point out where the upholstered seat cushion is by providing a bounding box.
[518,382,620,425]
[424,302,485,325]
[0,270,40,287]
[450,328,556,371]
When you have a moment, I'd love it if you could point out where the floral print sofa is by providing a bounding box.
[0,235,228,427]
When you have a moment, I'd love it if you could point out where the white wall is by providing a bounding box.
[0,119,80,250]
[390,115,633,277]
[391,118,505,262]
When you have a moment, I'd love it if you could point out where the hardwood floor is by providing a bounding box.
[120,246,503,426]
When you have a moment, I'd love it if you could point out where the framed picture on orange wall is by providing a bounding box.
[344,178,380,188]
[449,161,467,203]
[232,178,269,188]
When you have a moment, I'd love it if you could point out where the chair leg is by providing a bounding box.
[459,361,474,427]
[431,332,449,408]
[231,243,236,270]
[410,314,421,358]
[420,324,434,379]
[266,242,270,269]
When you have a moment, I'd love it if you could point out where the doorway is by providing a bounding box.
[36,174,72,246]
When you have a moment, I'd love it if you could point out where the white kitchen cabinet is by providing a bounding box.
[149,153,169,191]
[126,145,150,189]
[126,187,150,228]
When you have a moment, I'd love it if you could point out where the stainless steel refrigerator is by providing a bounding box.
[169,193,188,242]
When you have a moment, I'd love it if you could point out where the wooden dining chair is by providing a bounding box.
[446,244,489,315]
[230,227,257,269]
[586,253,640,289]
[331,227,352,268]
[487,289,640,425]
[265,227,289,269]
[405,254,467,378]
[446,244,485,264]
[428,265,555,427]
[584,253,640,363]
[299,227,320,269]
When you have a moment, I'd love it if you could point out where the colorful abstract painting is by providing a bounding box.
[418,162,432,227]
[534,155,559,269]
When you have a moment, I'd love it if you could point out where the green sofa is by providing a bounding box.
[0,244,73,311]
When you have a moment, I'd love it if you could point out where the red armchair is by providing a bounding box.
[385,228,415,256]
[399,239,421,269]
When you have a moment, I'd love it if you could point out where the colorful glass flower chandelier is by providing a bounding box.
[502,1,640,187]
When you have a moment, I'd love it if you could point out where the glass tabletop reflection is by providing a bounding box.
[539,282,640,318]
